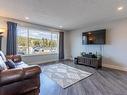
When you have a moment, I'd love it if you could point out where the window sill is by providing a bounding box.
[21,53,58,57]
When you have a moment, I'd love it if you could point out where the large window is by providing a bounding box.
[17,26,59,55]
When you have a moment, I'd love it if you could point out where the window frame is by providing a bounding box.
[17,26,59,56]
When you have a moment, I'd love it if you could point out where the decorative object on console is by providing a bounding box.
[80,52,98,58]
[81,52,86,57]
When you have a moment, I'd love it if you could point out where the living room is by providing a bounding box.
[0,0,127,95]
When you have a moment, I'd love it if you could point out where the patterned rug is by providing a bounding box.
[42,63,92,88]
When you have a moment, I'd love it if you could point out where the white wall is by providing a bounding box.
[70,18,127,71]
[21,54,58,64]
[0,17,70,64]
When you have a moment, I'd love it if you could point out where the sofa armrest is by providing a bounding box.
[0,65,41,87]
[6,55,22,63]
[23,65,41,79]
[0,68,23,86]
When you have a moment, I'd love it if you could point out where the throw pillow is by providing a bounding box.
[5,59,16,69]
[0,56,7,71]
[0,51,7,62]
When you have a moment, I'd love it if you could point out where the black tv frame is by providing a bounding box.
[82,29,106,45]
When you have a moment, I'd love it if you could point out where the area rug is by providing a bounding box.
[42,63,92,88]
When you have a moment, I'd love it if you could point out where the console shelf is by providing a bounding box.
[75,56,102,69]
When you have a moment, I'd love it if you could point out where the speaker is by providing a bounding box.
[74,58,78,64]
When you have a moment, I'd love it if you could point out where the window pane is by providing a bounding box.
[17,26,59,55]
[51,33,59,53]
[17,26,28,55]
[28,29,59,55]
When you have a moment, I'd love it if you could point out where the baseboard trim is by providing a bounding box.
[102,64,127,72]
[27,59,127,72]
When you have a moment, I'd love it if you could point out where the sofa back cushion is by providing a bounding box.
[0,56,7,71]
[6,55,22,63]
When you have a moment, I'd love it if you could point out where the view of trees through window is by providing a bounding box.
[17,26,59,55]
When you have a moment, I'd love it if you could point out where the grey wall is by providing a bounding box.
[70,18,127,71]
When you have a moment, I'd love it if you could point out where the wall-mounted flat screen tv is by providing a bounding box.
[82,29,106,45]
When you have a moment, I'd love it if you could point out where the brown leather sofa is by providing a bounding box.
[0,55,41,95]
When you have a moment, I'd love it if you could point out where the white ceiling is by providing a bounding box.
[0,0,127,30]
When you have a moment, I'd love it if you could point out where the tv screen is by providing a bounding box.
[82,29,106,45]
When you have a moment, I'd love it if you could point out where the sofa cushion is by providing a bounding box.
[12,55,22,63]
[5,59,16,69]
[0,56,7,71]
[15,61,29,68]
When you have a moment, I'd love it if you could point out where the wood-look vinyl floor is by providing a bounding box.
[40,60,127,95]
